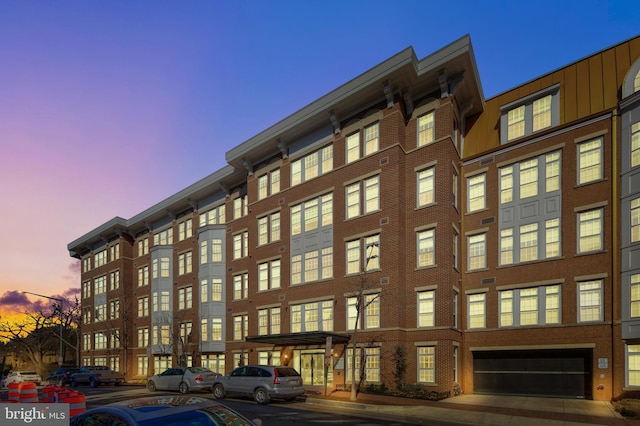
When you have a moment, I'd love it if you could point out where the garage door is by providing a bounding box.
[473,349,592,399]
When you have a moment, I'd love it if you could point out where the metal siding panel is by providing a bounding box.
[589,55,604,113]
[601,48,619,109]
[576,60,591,118]
[563,66,578,123]
[615,43,632,84]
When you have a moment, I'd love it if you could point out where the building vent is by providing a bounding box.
[227,307,233,313]
[381,277,389,285]
[481,217,495,225]
[381,217,389,225]
[278,294,285,301]
[380,157,389,166]
[227,267,233,273]
[227,227,232,233]
[279,198,285,205]
[279,246,286,253]
[480,156,494,166]
[481,277,495,285]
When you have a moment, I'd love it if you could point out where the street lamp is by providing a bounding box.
[17,291,64,367]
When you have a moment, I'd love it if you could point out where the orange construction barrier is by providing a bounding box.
[63,392,86,416]
[41,384,55,403]
[54,389,71,403]
[19,382,39,403]
[7,382,20,402]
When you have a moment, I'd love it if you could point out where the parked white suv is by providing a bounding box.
[213,365,304,404]
[3,371,43,387]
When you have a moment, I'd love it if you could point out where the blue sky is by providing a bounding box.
[0,0,638,310]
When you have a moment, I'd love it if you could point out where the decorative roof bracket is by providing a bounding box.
[383,81,394,109]
[329,110,340,134]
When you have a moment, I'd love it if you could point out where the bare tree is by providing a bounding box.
[99,287,132,377]
[0,313,57,374]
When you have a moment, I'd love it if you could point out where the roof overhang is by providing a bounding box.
[245,331,351,346]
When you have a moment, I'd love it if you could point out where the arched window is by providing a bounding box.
[635,69,640,93]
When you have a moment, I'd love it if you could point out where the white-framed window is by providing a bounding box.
[179,321,192,344]
[137,356,148,376]
[578,208,603,253]
[178,251,193,275]
[546,219,561,258]
[346,293,380,330]
[468,293,486,329]
[291,300,333,333]
[152,257,170,278]
[578,138,603,185]
[631,274,640,318]
[151,325,170,346]
[631,198,640,243]
[467,173,485,212]
[94,332,107,350]
[346,347,380,384]
[199,204,226,226]
[346,175,380,219]
[83,333,91,351]
[417,167,435,207]
[82,256,91,273]
[500,87,559,143]
[258,259,281,291]
[178,286,192,310]
[154,228,173,246]
[95,249,107,268]
[291,145,333,186]
[137,327,149,348]
[137,297,149,317]
[233,194,248,220]
[109,243,120,262]
[137,237,149,257]
[520,158,538,199]
[154,356,172,373]
[82,280,91,299]
[417,112,435,146]
[94,303,106,322]
[467,233,486,271]
[109,299,120,320]
[258,212,281,246]
[291,248,333,285]
[233,314,248,341]
[233,231,249,260]
[94,275,106,295]
[520,223,539,262]
[109,270,120,291]
[257,168,281,200]
[346,123,379,164]
[200,238,223,264]
[291,194,333,235]
[110,331,120,349]
[417,229,435,268]
[200,278,223,303]
[152,290,170,312]
[233,273,248,300]
[453,231,459,269]
[500,228,513,266]
[627,344,640,387]
[632,122,640,168]
[258,307,281,336]
[417,346,435,383]
[178,219,193,241]
[138,265,149,287]
[499,285,560,327]
[346,234,380,275]
[417,290,435,327]
[578,280,603,322]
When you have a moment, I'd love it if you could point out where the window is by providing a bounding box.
[154,356,172,373]
[137,297,149,317]
[178,219,192,241]
[201,238,223,264]
[453,231,459,269]
[200,278,222,303]
[501,88,559,143]
[578,280,603,322]
[152,325,170,346]
[154,228,173,246]
[417,167,435,207]
[417,112,435,146]
[578,138,603,184]
[233,231,249,260]
[110,331,120,349]
[417,347,435,383]
[83,333,91,351]
[152,257,170,278]
[546,219,561,258]
[578,208,603,253]
[258,307,281,336]
[500,228,513,266]
[138,237,149,257]
[95,250,107,268]
[291,300,333,333]
[152,290,170,312]
[178,286,192,310]
[291,145,333,186]
[179,322,192,344]
[468,293,486,329]
[291,194,332,236]
[94,303,106,321]
[233,273,248,300]
[346,347,380,383]
[94,332,107,350]
[417,290,435,327]
[500,285,561,328]
[178,251,193,275]
[346,294,380,330]
[467,234,486,271]
[520,223,538,262]
[258,259,281,291]
[137,328,149,348]
[82,281,91,299]
[467,174,485,212]
[346,123,379,164]
[138,266,149,287]
[628,345,640,386]
[94,275,106,295]
[346,234,380,275]
[199,204,225,226]
[520,159,538,199]
[109,243,120,262]
[109,299,120,320]
[632,274,640,318]
[109,270,120,291]
[233,194,248,220]
[258,212,281,246]
[632,122,640,168]
[257,168,281,200]
[82,256,91,273]
[346,175,379,219]
[632,198,640,243]
[82,307,92,324]
[546,152,560,192]
[233,314,248,341]
[417,229,435,267]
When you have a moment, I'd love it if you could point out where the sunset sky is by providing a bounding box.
[0,1,638,316]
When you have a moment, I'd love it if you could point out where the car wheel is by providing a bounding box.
[213,384,225,399]
[89,378,98,388]
[147,381,156,392]
[178,382,189,394]
[254,387,270,405]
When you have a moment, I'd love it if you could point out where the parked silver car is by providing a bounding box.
[212,365,304,404]
[3,371,42,386]
[147,367,220,394]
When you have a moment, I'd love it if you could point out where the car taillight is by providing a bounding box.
[273,369,280,385]
[195,375,203,382]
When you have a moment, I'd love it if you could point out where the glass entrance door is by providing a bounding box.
[299,353,332,386]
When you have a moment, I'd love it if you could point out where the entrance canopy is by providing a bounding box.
[245,331,350,346]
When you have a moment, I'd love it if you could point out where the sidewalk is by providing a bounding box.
[303,389,637,425]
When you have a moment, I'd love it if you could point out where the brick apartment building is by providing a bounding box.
[68,34,640,400]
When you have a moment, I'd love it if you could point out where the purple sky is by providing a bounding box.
[0,1,638,313]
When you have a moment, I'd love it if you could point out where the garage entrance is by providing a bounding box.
[473,348,592,399]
